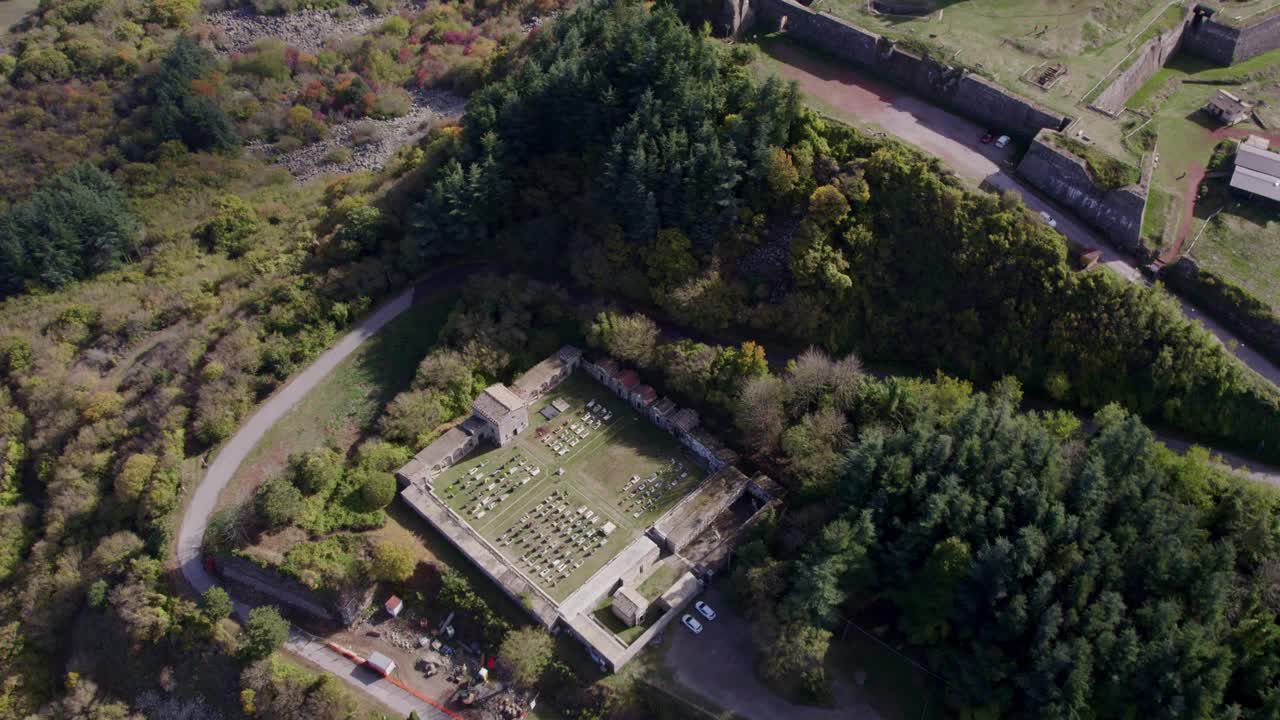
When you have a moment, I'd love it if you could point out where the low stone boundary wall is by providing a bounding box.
[1161,257,1280,367]
[1016,131,1147,252]
[729,0,1070,140]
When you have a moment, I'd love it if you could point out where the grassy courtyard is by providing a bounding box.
[433,372,706,601]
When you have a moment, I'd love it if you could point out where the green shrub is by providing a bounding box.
[287,448,343,495]
[242,606,289,659]
[200,195,261,256]
[355,468,396,510]
[380,15,411,38]
[369,541,415,582]
[369,88,412,120]
[232,41,292,82]
[256,477,304,529]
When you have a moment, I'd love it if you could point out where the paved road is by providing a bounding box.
[665,589,884,720]
[286,628,455,720]
[762,40,1280,390]
[176,283,417,596]
[175,269,478,720]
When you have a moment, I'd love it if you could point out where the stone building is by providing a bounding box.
[630,384,658,410]
[472,384,528,447]
[1204,90,1252,126]
[610,585,649,627]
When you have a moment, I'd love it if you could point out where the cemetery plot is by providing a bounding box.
[433,371,707,601]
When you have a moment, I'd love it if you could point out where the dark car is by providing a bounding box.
[980,131,995,144]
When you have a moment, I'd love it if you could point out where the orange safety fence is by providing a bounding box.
[322,641,465,720]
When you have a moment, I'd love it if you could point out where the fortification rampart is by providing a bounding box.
[1184,6,1280,65]
[1016,131,1148,252]
[1091,6,1193,116]
[723,0,1069,140]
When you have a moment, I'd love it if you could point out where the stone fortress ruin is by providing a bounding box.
[395,346,780,671]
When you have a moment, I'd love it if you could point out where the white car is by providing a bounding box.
[994,135,1012,149]
[694,601,716,621]
[681,614,703,634]
[1039,211,1058,229]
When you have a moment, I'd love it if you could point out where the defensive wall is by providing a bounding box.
[1016,131,1148,253]
[722,0,1071,140]
[1184,5,1280,66]
[1090,5,1195,116]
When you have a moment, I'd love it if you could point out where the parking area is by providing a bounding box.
[662,590,884,720]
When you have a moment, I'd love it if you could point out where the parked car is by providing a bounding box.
[994,135,1012,149]
[694,601,716,621]
[1039,211,1058,229]
[681,614,703,634]
[980,131,995,144]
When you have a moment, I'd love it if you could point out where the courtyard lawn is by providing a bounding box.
[637,560,685,602]
[1118,47,1280,304]
[433,371,707,602]
[592,597,657,646]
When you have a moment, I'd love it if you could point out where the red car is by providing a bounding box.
[980,131,995,144]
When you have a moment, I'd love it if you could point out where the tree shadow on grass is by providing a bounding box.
[347,296,458,435]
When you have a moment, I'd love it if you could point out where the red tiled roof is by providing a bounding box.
[633,385,658,404]
[617,369,641,390]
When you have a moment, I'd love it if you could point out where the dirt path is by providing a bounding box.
[1166,125,1280,260]
[1163,159,1207,263]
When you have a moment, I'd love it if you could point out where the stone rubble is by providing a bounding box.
[205,6,391,54]
[248,88,465,182]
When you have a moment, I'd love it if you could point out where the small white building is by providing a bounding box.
[366,651,396,677]
[384,595,403,618]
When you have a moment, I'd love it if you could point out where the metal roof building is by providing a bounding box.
[1231,139,1280,203]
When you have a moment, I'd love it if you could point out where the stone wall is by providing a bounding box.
[729,0,1070,140]
[1091,7,1192,116]
[1016,131,1148,252]
[1184,8,1280,65]
[1161,257,1280,366]
[215,555,339,623]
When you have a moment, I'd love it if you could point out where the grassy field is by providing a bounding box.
[1191,196,1280,310]
[638,560,685,601]
[434,372,706,601]
[218,296,456,510]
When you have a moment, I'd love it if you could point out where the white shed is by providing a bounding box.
[366,651,396,677]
